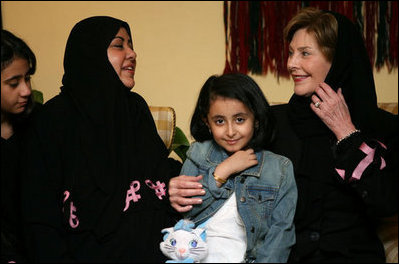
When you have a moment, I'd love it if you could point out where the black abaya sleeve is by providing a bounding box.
[333,111,398,217]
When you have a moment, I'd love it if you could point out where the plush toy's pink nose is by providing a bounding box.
[179,248,186,254]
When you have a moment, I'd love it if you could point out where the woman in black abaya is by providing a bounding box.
[270,7,398,262]
[21,16,181,262]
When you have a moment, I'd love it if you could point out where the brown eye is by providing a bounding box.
[215,119,224,125]
[236,117,245,123]
[9,82,19,88]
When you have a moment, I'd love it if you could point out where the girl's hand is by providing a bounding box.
[310,83,357,140]
[214,148,258,182]
[168,175,205,213]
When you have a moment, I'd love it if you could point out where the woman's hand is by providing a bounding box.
[310,83,357,140]
[168,175,205,213]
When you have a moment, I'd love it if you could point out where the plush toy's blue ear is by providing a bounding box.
[199,228,206,242]
[174,219,195,232]
[197,219,209,241]
[161,227,173,241]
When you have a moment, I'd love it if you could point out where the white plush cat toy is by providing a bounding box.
[160,219,208,263]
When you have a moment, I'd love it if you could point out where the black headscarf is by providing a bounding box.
[324,11,379,134]
[62,16,131,125]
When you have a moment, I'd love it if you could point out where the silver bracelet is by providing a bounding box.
[336,129,361,145]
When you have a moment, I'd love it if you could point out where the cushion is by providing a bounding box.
[377,102,398,114]
[377,215,398,263]
[149,106,176,151]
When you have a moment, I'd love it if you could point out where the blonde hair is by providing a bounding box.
[284,7,338,62]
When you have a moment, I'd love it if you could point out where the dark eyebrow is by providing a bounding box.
[234,112,249,117]
[210,115,224,120]
[112,36,133,47]
[113,36,125,41]
[297,46,313,51]
[113,36,132,43]
[210,112,249,120]
[4,75,23,83]
[288,45,313,51]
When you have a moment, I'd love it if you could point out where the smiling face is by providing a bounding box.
[287,28,332,97]
[205,96,255,155]
[1,57,32,115]
[107,27,137,89]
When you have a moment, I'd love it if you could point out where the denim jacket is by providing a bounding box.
[181,140,297,263]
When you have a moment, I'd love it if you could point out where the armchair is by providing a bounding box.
[149,106,190,161]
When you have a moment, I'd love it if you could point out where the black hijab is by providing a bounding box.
[62,16,131,125]
[324,11,379,134]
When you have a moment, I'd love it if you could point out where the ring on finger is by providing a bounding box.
[314,101,321,108]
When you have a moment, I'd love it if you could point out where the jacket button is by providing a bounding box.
[240,197,246,203]
[251,226,255,233]
[310,231,320,241]
[361,190,368,199]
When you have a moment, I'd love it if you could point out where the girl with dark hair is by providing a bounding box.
[177,73,297,262]
[1,29,38,263]
[20,16,181,262]
[1,29,36,136]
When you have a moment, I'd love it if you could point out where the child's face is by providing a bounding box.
[205,96,255,154]
[1,57,32,114]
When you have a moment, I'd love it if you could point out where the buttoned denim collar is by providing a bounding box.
[205,141,264,178]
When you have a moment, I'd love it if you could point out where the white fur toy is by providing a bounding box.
[160,219,208,263]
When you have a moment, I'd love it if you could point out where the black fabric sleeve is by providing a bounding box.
[131,92,183,218]
[333,132,398,217]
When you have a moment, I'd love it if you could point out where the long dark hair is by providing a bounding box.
[190,73,275,151]
[1,29,36,128]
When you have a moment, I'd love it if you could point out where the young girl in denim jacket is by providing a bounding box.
[180,73,297,262]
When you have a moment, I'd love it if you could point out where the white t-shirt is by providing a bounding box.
[202,192,247,263]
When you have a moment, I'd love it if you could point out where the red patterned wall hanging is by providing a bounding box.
[223,1,398,80]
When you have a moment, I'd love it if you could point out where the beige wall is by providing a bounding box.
[2,1,398,139]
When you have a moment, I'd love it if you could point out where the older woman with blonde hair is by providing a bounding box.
[268,7,398,262]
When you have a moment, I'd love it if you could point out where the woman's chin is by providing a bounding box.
[122,80,135,90]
